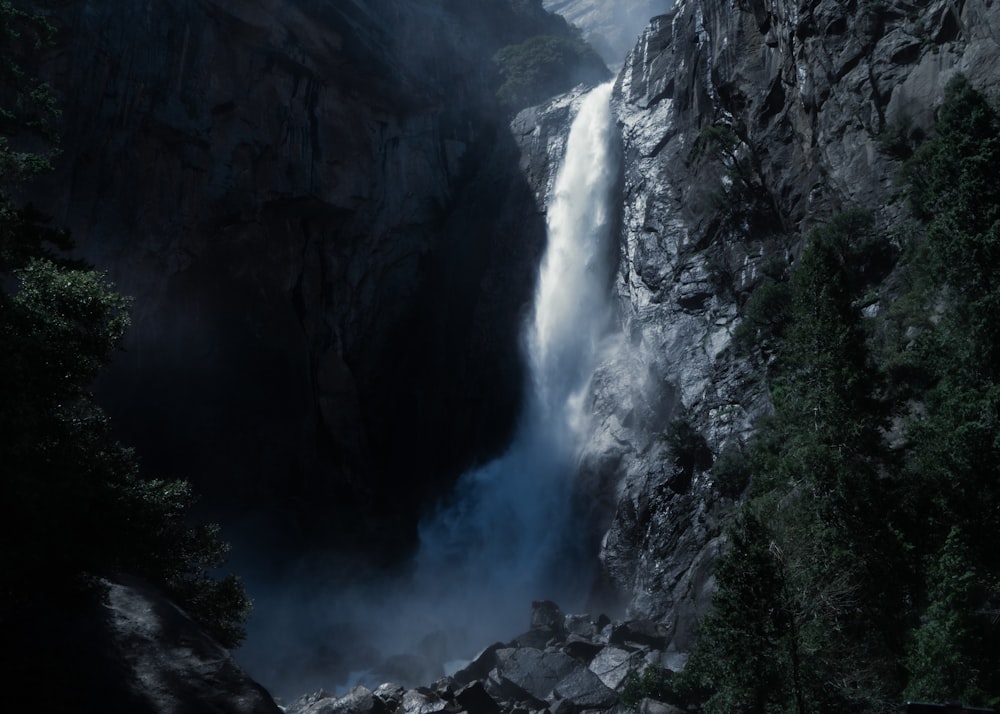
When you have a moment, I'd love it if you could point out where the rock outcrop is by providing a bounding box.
[5,577,280,714]
[577,0,1000,649]
[282,601,678,714]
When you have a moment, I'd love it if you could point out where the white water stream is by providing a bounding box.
[239,83,622,696]
[410,81,621,653]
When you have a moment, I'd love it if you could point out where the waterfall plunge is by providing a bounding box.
[237,85,622,696]
[411,82,621,649]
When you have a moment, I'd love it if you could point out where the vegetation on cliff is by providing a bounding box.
[0,2,249,648]
[631,75,1000,713]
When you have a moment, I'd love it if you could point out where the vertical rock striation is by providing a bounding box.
[555,0,1000,652]
[32,0,601,556]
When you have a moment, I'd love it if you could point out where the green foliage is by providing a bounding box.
[665,417,713,489]
[732,277,792,356]
[0,2,249,647]
[688,76,1000,712]
[905,528,994,705]
[685,507,801,714]
[493,33,607,110]
[711,443,751,498]
[620,666,677,709]
[690,123,782,238]
[688,213,907,713]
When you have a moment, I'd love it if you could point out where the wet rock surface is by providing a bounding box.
[516,0,1000,658]
[284,601,684,714]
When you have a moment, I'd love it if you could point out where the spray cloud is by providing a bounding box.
[238,83,621,699]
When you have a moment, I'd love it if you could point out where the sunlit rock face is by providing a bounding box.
[543,0,671,66]
[34,0,594,554]
[576,0,1000,651]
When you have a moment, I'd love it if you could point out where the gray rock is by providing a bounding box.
[373,683,405,712]
[491,647,580,702]
[530,600,566,632]
[290,687,375,714]
[638,699,685,714]
[454,642,505,686]
[551,667,618,709]
[455,681,501,714]
[563,614,598,639]
[588,647,643,691]
[609,621,668,649]
[401,689,450,714]
[562,638,604,664]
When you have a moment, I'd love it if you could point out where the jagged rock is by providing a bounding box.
[530,600,566,631]
[588,647,644,691]
[289,687,376,714]
[563,614,598,639]
[373,683,406,712]
[455,681,502,714]
[490,647,579,702]
[550,668,618,709]
[401,688,451,714]
[562,638,604,664]
[609,621,668,649]
[510,628,561,650]
[454,642,505,686]
[637,699,685,714]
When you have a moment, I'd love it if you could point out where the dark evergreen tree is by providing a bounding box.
[0,1,249,647]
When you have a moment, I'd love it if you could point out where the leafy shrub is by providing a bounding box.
[620,666,676,709]
[0,2,249,647]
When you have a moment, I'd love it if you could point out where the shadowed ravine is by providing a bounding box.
[237,83,622,698]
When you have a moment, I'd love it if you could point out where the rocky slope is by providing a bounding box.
[564,0,1000,654]
[6,577,280,714]
[33,0,603,558]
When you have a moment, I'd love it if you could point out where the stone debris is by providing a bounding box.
[285,601,683,714]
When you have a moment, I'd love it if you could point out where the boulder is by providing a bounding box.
[530,600,566,632]
[454,642,505,686]
[609,621,668,649]
[637,699,685,714]
[455,681,502,714]
[588,647,644,691]
[562,638,604,664]
[401,688,451,714]
[551,668,618,709]
[373,683,406,712]
[490,648,580,702]
[563,614,598,639]
[289,687,376,714]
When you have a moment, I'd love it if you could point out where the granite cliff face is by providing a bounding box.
[542,0,669,66]
[22,0,1000,699]
[35,0,600,555]
[552,0,1000,653]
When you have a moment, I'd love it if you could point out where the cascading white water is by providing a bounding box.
[410,81,621,649]
[237,84,622,696]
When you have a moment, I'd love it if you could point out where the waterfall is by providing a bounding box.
[236,84,622,696]
[411,81,621,650]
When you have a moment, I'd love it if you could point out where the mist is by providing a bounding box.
[543,0,673,67]
[237,83,622,702]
